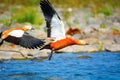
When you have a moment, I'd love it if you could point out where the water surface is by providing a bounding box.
[0,52,120,80]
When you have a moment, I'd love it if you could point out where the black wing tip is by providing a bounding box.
[0,32,2,38]
[40,0,50,5]
[40,0,53,11]
[40,0,57,19]
[40,0,61,20]
[20,35,45,49]
[20,41,45,49]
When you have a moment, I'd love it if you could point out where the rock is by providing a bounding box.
[114,36,120,44]
[105,44,120,52]
[11,51,31,60]
[77,55,91,59]
[0,44,49,60]
[33,49,50,58]
[31,57,47,62]
[57,45,98,53]
[83,38,98,45]
[101,39,115,45]
[0,51,12,60]
[109,16,120,23]
[31,49,50,61]
[0,49,28,60]
[0,24,9,32]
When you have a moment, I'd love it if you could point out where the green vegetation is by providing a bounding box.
[110,26,119,31]
[100,24,106,28]
[96,8,112,16]
[0,6,43,27]
[0,19,11,26]
[0,0,40,6]
[1,0,120,8]
[0,0,120,26]
[12,7,43,25]
[98,43,104,51]
[62,11,70,21]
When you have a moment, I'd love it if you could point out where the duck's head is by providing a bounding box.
[23,25,34,31]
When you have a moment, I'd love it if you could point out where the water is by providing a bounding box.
[0,52,120,80]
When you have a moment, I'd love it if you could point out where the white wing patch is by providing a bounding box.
[51,14,66,41]
[8,30,24,37]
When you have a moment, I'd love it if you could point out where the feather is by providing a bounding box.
[40,0,65,41]
[0,32,2,38]
[19,34,45,49]
[4,33,45,49]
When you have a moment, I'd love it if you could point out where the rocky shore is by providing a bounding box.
[0,7,120,60]
[0,26,120,60]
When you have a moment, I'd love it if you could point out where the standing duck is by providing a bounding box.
[40,0,86,60]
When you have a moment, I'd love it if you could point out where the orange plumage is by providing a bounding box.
[41,37,85,51]
[66,28,81,36]
[50,37,76,50]
[2,27,25,39]
[40,0,86,60]
[0,25,45,49]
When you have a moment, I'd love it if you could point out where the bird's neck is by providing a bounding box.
[21,27,28,31]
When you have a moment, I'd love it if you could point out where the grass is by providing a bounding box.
[1,0,120,8]
[62,11,70,21]
[0,19,11,26]
[12,7,43,25]
[0,6,44,27]
[0,0,120,26]
[100,24,106,28]
[110,26,119,31]
[98,43,104,51]
[14,10,35,24]
[96,8,112,16]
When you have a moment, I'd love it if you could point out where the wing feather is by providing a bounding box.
[4,33,45,49]
[40,0,65,41]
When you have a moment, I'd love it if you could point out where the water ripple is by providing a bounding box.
[0,52,120,80]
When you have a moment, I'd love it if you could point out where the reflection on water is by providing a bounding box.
[0,52,120,80]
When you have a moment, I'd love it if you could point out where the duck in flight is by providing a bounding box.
[40,0,86,60]
[0,25,45,49]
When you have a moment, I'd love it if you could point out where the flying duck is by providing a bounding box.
[0,25,45,49]
[40,0,86,60]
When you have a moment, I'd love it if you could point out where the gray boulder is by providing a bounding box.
[105,44,120,52]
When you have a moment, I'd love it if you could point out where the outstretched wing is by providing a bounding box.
[40,0,65,41]
[4,33,45,49]
[0,32,2,38]
[0,32,4,46]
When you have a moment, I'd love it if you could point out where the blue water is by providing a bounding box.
[0,52,120,80]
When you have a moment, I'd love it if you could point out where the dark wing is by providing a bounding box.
[0,32,4,46]
[40,0,58,22]
[40,0,65,41]
[0,32,2,37]
[4,33,45,49]
[40,0,57,37]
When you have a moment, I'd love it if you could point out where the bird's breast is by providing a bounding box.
[50,37,76,50]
